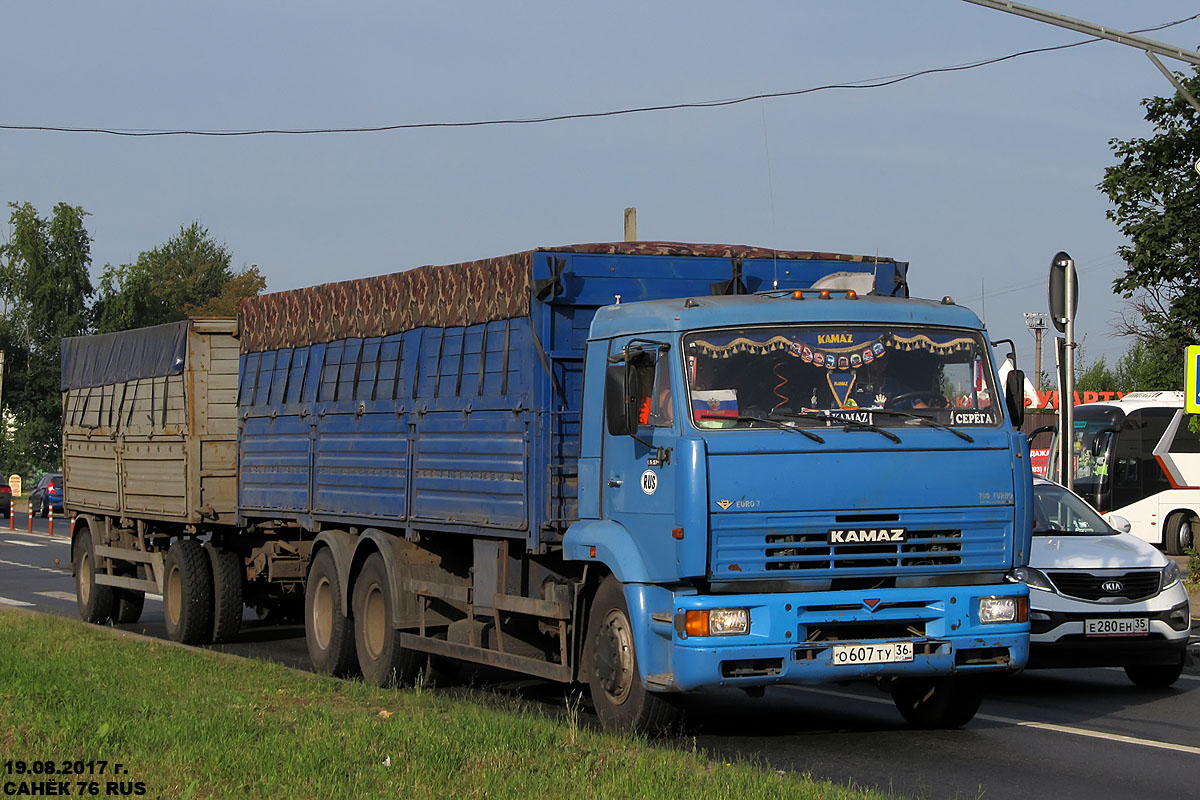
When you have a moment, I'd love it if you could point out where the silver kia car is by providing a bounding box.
[1014,478,1191,687]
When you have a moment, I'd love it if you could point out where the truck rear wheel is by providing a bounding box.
[352,553,422,687]
[74,528,113,624]
[163,538,214,644]
[206,544,244,643]
[305,548,358,676]
[585,577,681,735]
[891,677,982,728]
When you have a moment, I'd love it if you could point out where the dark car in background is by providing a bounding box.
[0,481,10,517]
[29,473,63,517]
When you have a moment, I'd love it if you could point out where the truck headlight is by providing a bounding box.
[1010,566,1055,593]
[1160,560,1181,592]
[978,595,1028,624]
[684,608,749,637]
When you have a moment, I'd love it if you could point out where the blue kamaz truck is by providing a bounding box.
[65,242,1031,733]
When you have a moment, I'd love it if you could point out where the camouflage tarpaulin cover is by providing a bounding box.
[239,242,895,353]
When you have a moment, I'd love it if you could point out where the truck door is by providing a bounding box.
[601,339,679,541]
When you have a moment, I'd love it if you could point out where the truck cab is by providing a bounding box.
[567,290,1032,729]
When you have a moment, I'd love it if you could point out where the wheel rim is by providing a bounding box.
[312,576,333,650]
[78,548,92,606]
[363,582,387,660]
[166,564,182,626]
[1182,521,1195,551]
[594,608,635,704]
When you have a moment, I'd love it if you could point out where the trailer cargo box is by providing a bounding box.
[62,318,239,524]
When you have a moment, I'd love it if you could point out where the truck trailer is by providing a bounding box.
[64,241,1032,733]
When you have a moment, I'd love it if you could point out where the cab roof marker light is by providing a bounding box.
[792,290,804,300]
[819,290,831,299]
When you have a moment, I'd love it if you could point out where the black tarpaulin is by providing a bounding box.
[61,320,189,391]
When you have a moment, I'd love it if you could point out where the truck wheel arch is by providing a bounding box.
[562,519,654,584]
[349,528,412,625]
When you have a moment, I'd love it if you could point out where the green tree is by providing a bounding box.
[94,221,265,333]
[1100,68,1200,390]
[0,202,94,473]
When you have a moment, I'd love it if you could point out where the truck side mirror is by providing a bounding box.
[1005,369,1026,429]
[605,361,642,436]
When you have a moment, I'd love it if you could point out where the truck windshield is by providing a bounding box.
[682,324,1001,429]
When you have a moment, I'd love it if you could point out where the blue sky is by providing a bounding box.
[3,1,1198,377]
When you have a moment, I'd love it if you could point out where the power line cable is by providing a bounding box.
[2,13,1197,138]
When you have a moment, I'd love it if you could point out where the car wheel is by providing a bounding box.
[1124,656,1185,688]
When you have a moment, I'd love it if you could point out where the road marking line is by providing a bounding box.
[790,686,1200,755]
[4,540,44,547]
[0,557,69,575]
[0,597,34,607]
[34,591,77,602]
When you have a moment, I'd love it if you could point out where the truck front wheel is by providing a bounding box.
[585,577,681,735]
[352,553,422,687]
[891,677,982,728]
[73,528,113,624]
[163,539,213,644]
[304,548,358,676]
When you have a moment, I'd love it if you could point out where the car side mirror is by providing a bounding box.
[1004,369,1026,428]
[1106,514,1132,534]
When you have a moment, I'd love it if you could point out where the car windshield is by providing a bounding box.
[1032,482,1115,536]
[682,324,1000,429]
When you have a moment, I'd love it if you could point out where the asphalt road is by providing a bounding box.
[3,521,1199,800]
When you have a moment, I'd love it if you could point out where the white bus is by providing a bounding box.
[1046,391,1200,554]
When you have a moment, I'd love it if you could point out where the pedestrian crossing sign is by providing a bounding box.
[1188,345,1200,414]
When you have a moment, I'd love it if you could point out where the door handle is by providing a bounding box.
[607,478,623,488]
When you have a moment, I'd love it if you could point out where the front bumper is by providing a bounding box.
[631,583,1029,692]
[1026,584,1190,669]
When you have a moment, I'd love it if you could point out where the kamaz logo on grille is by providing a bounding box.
[828,528,908,544]
[1101,580,1124,593]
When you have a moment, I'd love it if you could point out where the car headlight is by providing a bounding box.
[1161,560,1182,592]
[683,607,749,637]
[1011,566,1055,593]
[978,595,1028,624]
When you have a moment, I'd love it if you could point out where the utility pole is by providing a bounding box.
[1023,312,1048,393]
[623,208,637,242]
[960,0,1200,112]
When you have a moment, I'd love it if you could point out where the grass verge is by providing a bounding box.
[0,609,881,800]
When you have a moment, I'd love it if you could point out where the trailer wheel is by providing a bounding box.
[891,677,982,728]
[163,538,214,644]
[353,552,422,687]
[114,589,145,624]
[585,576,681,735]
[1164,514,1195,556]
[305,548,358,676]
[206,544,244,643]
[73,528,113,624]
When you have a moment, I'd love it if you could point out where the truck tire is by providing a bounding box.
[206,544,244,643]
[74,528,114,624]
[163,538,214,644]
[305,548,358,676]
[114,589,145,624]
[891,677,982,728]
[585,576,681,735]
[1165,514,1195,556]
[352,552,422,687]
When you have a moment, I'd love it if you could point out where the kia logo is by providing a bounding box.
[1101,580,1124,593]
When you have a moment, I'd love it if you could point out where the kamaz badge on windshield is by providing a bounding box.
[829,528,908,544]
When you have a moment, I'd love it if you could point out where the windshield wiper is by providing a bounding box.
[769,410,901,444]
[721,415,825,443]
[868,409,974,443]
